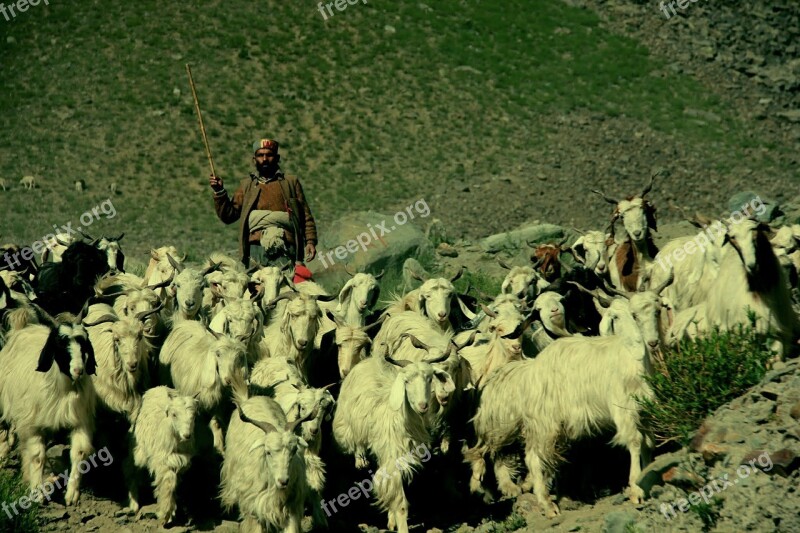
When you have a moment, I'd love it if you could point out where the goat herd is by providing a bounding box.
[0,178,799,533]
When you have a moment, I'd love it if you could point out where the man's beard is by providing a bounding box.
[257,161,277,177]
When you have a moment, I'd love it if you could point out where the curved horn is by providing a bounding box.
[428,346,451,365]
[362,314,387,333]
[237,405,276,434]
[373,269,385,280]
[653,270,675,296]
[78,229,95,241]
[313,293,338,303]
[82,314,119,327]
[344,263,357,277]
[400,333,430,352]
[252,285,266,303]
[385,355,412,368]
[497,258,513,270]
[449,266,465,283]
[201,261,222,277]
[602,280,630,299]
[166,254,184,273]
[246,264,260,275]
[111,233,125,241]
[480,303,498,319]
[146,272,175,290]
[205,325,223,340]
[264,292,296,308]
[455,330,478,350]
[641,171,658,198]
[135,300,165,322]
[567,281,614,307]
[591,189,619,205]
[30,303,58,329]
[76,301,91,322]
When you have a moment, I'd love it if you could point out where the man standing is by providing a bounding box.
[209,138,317,267]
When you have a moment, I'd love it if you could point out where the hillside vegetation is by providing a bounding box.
[0,0,795,261]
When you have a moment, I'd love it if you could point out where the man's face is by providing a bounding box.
[254,148,279,176]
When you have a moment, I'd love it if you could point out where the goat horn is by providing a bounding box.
[146,272,175,290]
[344,263,357,277]
[237,405,277,434]
[400,333,430,352]
[497,258,513,270]
[557,236,569,248]
[449,266,465,283]
[55,237,70,246]
[76,301,91,322]
[205,325,223,340]
[591,189,619,205]
[112,233,125,241]
[428,346,451,365]
[280,262,293,272]
[456,330,478,350]
[568,247,585,265]
[385,355,412,368]
[149,249,160,261]
[166,254,184,273]
[602,280,630,299]
[30,303,58,329]
[567,281,614,306]
[571,226,586,235]
[373,269,385,280]
[653,269,675,296]
[78,229,95,241]
[480,303,498,319]
[135,300,164,322]
[264,292,295,308]
[641,172,657,198]
[82,314,119,327]
[251,285,266,303]
[362,314,387,333]
[313,293,338,303]
[202,261,222,277]
[246,264,260,275]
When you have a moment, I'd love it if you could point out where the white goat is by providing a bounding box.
[528,291,574,354]
[126,386,198,526]
[0,314,97,505]
[336,270,383,326]
[594,176,659,292]
[208,296,265,365]
[333,353,442,533]
[465,277,670,517]
[220,376,310,533]
[19,175,36,189]
[159,321,248,454]
[705,219,800,360]
[41,231,79,263]
[164,255,220,324]
[460,313,532,387]
[570,229,609,276]
[498,260,547,303]
[83,303,162,421]
[383,268,469,334]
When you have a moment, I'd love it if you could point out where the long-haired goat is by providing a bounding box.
[465,276,671,516]
[0,307,97,505]
[126,386,199,526]
[35,241,110,316]
[593,174,659,292]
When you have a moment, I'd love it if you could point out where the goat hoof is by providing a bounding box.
[499,483,521,499]
[65,487,79,506]
[629,486,645,504]
[545,503,560,518]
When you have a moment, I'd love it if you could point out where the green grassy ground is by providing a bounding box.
[0,0,789,261]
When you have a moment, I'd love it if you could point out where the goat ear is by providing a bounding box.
[338,279,355,309]
[80,337,97,376]
[200,357,218,389]
[389,375,407,411]
[36,327,61,372]
[434,370,456,395]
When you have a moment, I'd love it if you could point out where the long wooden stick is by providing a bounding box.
[186,63,217,177]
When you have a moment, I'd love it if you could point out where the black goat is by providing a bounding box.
[546,264,605,336]
[35,241,110,316]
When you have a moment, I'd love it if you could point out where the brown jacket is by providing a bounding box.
[213,170,317,265]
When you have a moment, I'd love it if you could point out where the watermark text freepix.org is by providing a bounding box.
[654,195,766,274]
[660,450,773,520]
[316,198,430,269]
[1,446,113,518]
[2,198,118,270]
[318,0,367,21]
[320,443,431,517]
[1,0,49,22]
[659,0,701,19]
